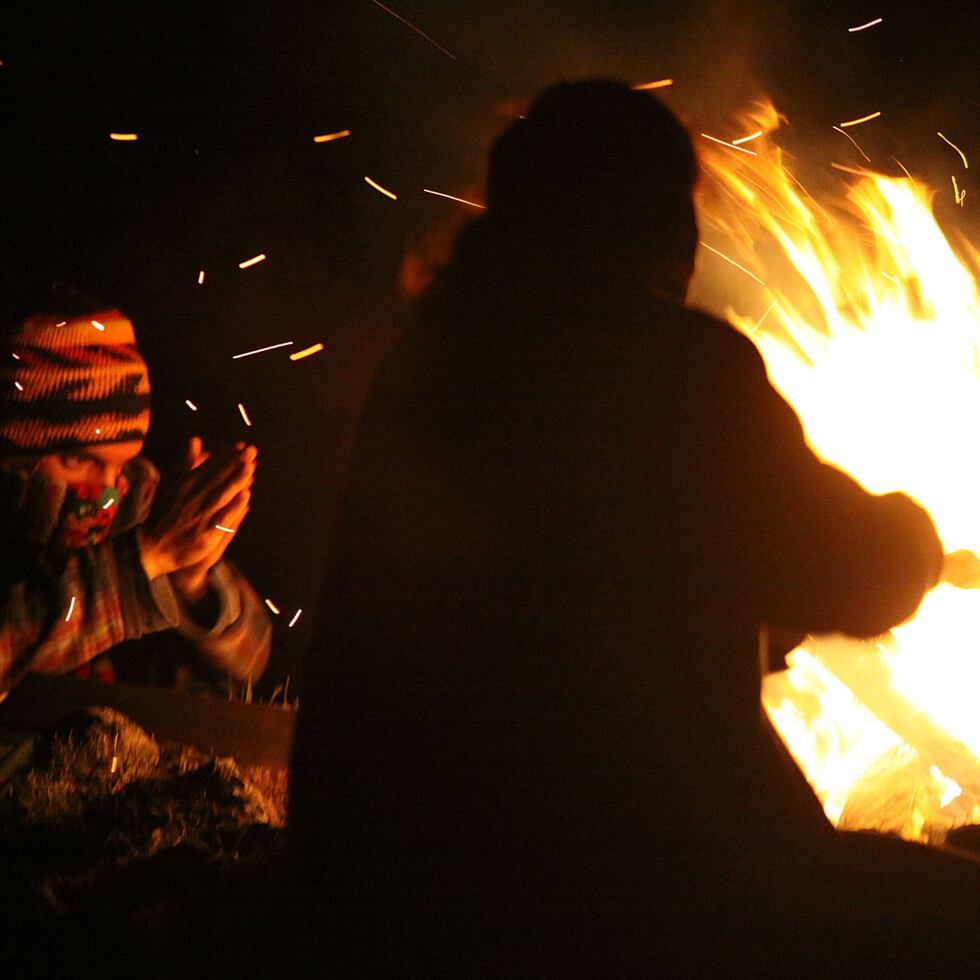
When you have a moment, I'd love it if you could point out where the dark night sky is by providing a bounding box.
[0,1,976,689]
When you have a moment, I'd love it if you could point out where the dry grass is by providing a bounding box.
[0,706,287,920]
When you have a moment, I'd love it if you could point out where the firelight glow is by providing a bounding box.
[698,99,980,844]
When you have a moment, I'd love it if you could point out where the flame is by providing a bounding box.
[696,100,980,843]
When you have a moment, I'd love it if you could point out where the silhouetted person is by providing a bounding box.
[289,80,980,973]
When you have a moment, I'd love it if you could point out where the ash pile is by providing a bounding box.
[0,706,288,974]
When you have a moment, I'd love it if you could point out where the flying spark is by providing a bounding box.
[55,321,66,327]
[699,242,767,286]
[238,402,252,426]
[185,399,198,411]
[110,756,119,774]
[102,498,114,510]
[833,125,871,162]
[631,79,674,91]
[66,596,76,622]
[830,162,875,178]
[14,381,23,391]
[288,608,303,628]
[197,270,205,284]
[264,599,281,615]
[232,341,294,359]
[313,129,351,143]
[364,176,398,200]
[109,133,138,141]
[11,353,19,360]
[423,189,486,209]
[700,133,758,156]
[238,254,267,269]
[91,320,105,331]
[289,342,325,361]
[732,131,764,146]
[848,17,883,32]
[370,0,456,61]
[952,175,966,207]
[937,132,968,169]
[881,272,899,283]
[751,299,778,333]
[215,524,235,533]
[839,111,881,128]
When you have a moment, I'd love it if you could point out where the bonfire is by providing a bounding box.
[696,102,980,845]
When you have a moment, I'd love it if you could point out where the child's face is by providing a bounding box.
[34,440,144,488]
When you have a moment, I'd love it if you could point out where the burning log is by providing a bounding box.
[799,634,980,829]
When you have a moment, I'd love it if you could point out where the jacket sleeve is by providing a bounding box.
[170,559,272,684]
[0,529,181,700]
[701,323,944,639]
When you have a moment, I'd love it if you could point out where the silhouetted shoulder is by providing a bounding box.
[669,304,767,375]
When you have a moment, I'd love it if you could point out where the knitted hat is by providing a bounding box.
[0,310,150,455]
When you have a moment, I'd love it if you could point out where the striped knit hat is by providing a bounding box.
[0,310,150,455]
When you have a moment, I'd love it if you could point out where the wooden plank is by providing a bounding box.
[0,674,295,770]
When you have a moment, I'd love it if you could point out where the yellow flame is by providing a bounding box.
[698,100,980,843]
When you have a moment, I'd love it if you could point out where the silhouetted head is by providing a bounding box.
[486,79,699,301]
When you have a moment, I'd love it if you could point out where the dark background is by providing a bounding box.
[0,0,976,692]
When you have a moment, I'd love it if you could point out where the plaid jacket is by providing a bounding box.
[0,456,271,699]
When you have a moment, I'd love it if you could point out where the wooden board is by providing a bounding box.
[0,674,295,770]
